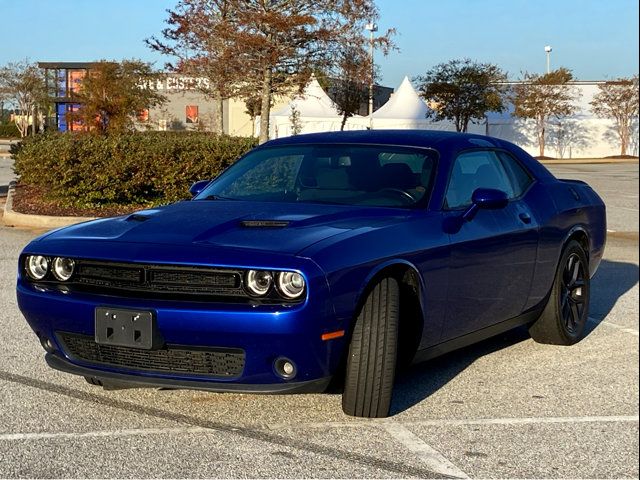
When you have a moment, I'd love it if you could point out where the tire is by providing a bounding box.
[529,240,590,345]
[342,277,399,418]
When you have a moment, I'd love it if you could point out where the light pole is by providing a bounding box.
[544,45,552,74]
[365,22,377,129]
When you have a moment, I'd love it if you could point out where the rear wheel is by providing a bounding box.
[529,240,590,345]
[342,277,399,418]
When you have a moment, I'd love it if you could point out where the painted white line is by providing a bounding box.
[406,415,639,428]
[589,317,639,336]
[268,415,640,431]
[0,426,210,442]
[383,422,469,479]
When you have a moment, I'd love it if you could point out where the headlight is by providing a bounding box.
[26,255,49,280]
[52,257,75,281]
[245,270,273,296]
[276,271,306,299]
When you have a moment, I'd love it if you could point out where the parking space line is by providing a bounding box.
[383,422,469,479]
[589,317,639,336]
[3,415,637,444]
[268,415,639,431]
[0,426,209,442]
[405,415,639,428]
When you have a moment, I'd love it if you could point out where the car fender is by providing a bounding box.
[351,258,427,331]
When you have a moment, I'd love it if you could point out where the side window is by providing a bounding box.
[445,150,515,209]
[497,151,533,197]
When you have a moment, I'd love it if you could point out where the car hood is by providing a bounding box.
[40,200,412,255]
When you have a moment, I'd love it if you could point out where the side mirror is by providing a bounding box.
[472,188,509,209]
[189,180,210,198]
[462,188,509,222]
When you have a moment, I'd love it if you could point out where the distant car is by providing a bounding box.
[17,130,606,418]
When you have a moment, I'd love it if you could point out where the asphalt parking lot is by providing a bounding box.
[0,161,637,478]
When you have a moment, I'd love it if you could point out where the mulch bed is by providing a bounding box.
[11,183,145,217]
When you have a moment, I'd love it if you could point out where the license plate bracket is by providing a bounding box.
[95,307,162,350]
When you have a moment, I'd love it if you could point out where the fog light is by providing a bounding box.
[40,337,55,353]
[274,357,297,380]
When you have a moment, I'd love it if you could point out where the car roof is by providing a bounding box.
[262,129,499,150]
[260,129,555,182]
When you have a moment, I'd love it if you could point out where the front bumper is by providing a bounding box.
[17,268,347,390]
[45,353,332,393]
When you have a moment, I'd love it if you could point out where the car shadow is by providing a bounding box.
[584,258,639,335]
[391,327,530,415]
[391,258,638,415]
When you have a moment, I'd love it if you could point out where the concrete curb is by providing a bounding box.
[2,182,97,229]
[539,158,639,165]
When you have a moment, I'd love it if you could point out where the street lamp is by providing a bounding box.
[544,45,552,74]
[365,22,378,129]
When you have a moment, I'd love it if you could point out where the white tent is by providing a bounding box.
[349,76,484,132]
[268,76,358,138]
[372,76,431,121]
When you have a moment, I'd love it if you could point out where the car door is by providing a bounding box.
[440,149,539,341]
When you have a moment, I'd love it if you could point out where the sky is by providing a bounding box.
[0,0,638,89]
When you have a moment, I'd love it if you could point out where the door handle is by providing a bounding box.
[519,212,532,224]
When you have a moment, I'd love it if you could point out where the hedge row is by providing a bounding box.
[13,132,257,208]
[0,123,20,138]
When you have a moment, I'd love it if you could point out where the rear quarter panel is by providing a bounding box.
[525,177,606,310]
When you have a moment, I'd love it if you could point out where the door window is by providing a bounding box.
[445,150,515,209]
[497,151,533,197]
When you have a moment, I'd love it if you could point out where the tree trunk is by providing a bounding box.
[259,67,272,145]
[538,117,545,157]
[210,93,224,134]
[619,118,628,156]
[340,112,348,131]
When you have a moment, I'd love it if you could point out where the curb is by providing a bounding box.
[3,182,97,229]
[539,159,639,165]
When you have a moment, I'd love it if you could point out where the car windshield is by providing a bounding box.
[196,144,438,208]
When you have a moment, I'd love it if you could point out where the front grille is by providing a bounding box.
[58,332,245,377]
[71,260,246,300]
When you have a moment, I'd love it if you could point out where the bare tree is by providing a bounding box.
[0,60,47,137]
[511,68,580,157]
[590,76,639,157]
[415,59,507,132]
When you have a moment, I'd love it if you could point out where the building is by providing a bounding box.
[38,62,393,137]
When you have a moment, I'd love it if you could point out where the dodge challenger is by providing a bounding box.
[17,130,606,418]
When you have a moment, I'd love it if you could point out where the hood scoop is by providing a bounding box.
[126,214,151,222]
[240,220,290,228]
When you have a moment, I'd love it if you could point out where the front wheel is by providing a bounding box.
[529,240,590,345]
[342,277,399,418]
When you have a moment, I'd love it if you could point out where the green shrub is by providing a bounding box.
[13,131,257,208]
[0,123,20,138]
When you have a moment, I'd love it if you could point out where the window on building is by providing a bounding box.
[137,109,149,122]
[186,105,199,124]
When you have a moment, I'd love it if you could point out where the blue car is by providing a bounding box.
[17,130,606,418]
